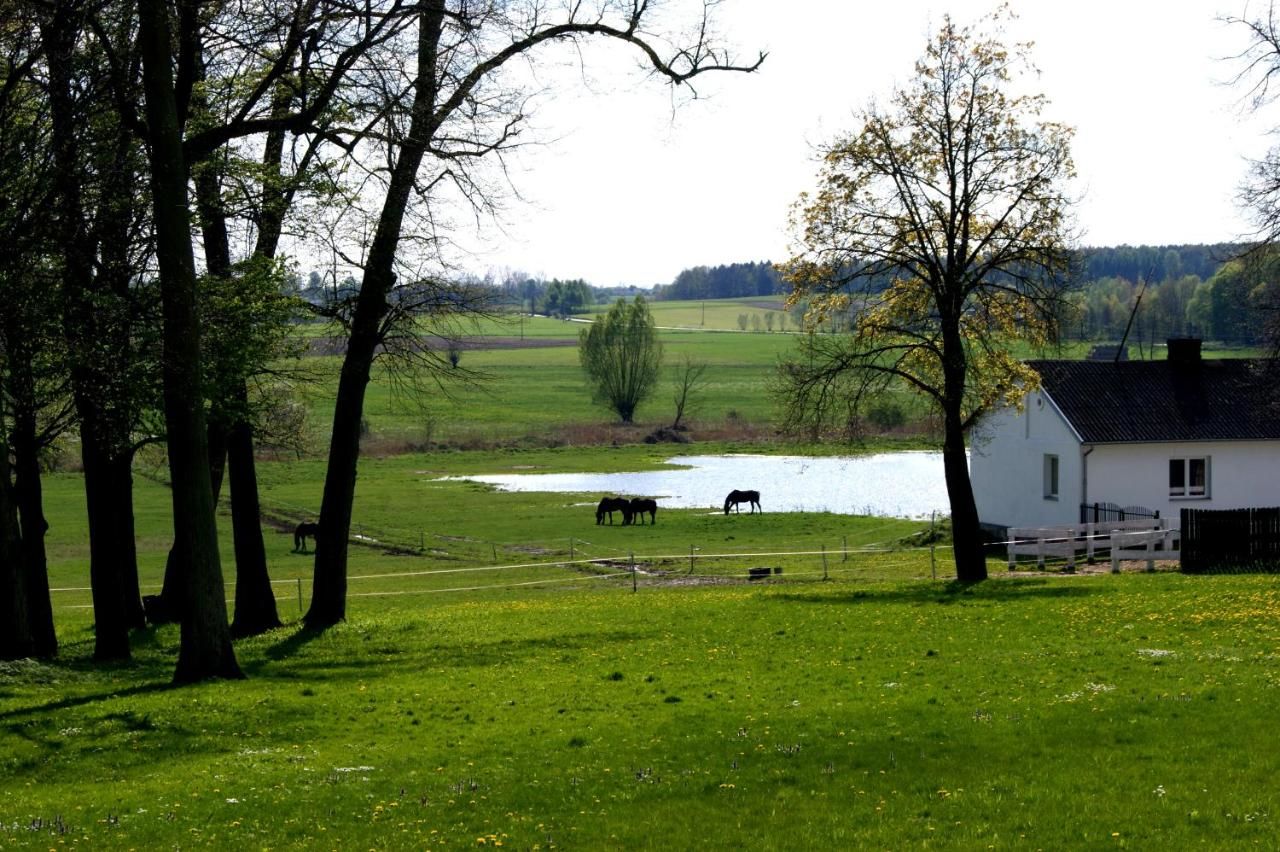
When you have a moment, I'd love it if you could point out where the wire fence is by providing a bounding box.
[45,510,1199,616]
[46,535,951,614]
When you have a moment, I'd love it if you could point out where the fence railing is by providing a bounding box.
[1080,501,1160,524]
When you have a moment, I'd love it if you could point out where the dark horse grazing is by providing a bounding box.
[294,522,321,552]
[724,489,761,514]
[596,497,631,525]
[628,497,658,525]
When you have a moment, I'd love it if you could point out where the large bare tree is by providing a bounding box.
[777,11,1075,582]
[304,0,763,627]
[1226,3,1280,362]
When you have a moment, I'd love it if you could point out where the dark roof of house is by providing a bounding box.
[1027,358,1280,444]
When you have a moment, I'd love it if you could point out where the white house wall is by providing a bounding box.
[970,391,1083,530]
[1086,441,1280,529]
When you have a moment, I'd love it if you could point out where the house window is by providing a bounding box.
[1169,457,1208,498]
[1043,454,1059,500]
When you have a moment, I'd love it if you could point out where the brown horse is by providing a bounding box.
[627,498,658,525]
[723,489,761,514]
[294,522,321,552]
[596,497,631,525]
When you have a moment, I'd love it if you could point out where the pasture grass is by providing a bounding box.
[294,328,803,448]
[42,444,935,612]
[5,569,1278,849]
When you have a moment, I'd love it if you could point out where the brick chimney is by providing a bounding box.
[1167,337,1202,366]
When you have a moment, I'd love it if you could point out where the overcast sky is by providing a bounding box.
[455,1,1276,287]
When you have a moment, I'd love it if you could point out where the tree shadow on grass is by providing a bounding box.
[258,621,330,663]
[0,680,175,724]
[775,577,1099,607]
[247,621,654,679]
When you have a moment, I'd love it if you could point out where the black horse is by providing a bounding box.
[294,521,322,552]
[628,497,658,525]
[596,497,631,525]
[723,489,761,514]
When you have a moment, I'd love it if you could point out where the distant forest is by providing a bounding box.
[653,245,1239,302]
[647,243,1276,346]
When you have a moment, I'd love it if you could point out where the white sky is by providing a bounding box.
[456,0,1277,287]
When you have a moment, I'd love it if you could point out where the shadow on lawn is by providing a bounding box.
[777,577,1098,607]
[245,622,654,679]
[0,680,175,724]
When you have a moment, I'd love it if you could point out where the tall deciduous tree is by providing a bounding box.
[580,296,663,423]
[304,1,761,628]
[138,0,241,681]
[777,11,1075,582]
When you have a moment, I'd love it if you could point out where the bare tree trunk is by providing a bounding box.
[0,408,35,661]
[942,329,987,583]
[228,392,281,637]
[306,1,446,629]
[138,0,240,682]
[82,438,139,658]
[10,373,57,657]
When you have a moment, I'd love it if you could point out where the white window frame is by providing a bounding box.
[1169,456,1209,499]
[1043,453,1059,500]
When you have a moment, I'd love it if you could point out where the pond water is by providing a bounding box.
[443,452,951,519]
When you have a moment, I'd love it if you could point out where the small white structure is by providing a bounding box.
[971,340,1280,533]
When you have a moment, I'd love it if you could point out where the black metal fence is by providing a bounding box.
[1181,507,1280,573]
[1080,502,1160,524]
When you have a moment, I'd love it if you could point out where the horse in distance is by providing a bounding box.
[294,521,322,552]
[628,497,658,525]
[596,497,631,525]
[723,489,761,514]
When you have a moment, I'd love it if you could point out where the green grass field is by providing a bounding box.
[8,304,1278,847]
[10,442,1280,848]
[6,568,1278,848]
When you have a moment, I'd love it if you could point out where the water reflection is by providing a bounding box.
[440,452,950,519]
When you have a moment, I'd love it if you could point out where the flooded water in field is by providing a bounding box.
[442,452,950,519]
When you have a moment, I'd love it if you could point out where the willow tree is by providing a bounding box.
[778,12,1075,582]
[580,296,663,423]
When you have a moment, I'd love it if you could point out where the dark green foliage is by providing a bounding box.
[1079,243,1235,283]
[542,279,593,317]
[866,398,906,431]
[655,260,782,300]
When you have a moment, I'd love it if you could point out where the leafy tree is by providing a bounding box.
[579,297,663,423]
[543,279,593,317]
[777,11,1075,583]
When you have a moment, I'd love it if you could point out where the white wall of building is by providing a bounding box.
[970,391,1083,530]
[1086,441,1280,528]
[972,390,1280,531]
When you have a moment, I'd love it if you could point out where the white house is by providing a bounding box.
[971,340,1280,533]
